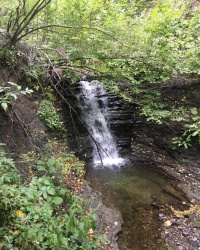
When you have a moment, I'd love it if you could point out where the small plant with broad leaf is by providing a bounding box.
[172,107,200,148]
[0,82,33,111]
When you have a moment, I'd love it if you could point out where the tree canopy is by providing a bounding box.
[1,0,199,78]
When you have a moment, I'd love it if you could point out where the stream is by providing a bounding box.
[77,80,182,249]
[87,163,181,250]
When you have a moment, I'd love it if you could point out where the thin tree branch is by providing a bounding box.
[14,0,50,36]
[8,0,52,47]
[14,24,118,45]
[77,2,110,26]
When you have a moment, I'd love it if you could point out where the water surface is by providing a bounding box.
[87,162,181,249]
[88,163,179,209]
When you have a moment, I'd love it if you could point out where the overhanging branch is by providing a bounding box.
[14,24,118,44]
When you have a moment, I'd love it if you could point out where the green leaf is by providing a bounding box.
[175,117,184,122]
[192,131,199,137]
[40,177,51,185]
[59,188,68,195]
[51,196,63,205]
[37,160,44,165]
[37,165,46,171]
[43,192,48,199]
[9,93,17,100]
[47,187,56,195]
[1,102,8,111]
[191,107,198,115]
[7,82,17,86]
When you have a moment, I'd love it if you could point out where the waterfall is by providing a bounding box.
[77,80,124,167]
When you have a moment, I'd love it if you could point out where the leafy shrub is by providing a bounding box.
[172,121,200,149]
[38,100,65,131]
[0,82,33,111]
[0,146,104,249]
[172,108,200,148]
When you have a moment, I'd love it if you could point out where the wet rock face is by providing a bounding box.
[107,95,135,154]
[62,81,135,161]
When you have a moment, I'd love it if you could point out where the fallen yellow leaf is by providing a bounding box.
[87,228,93,235]
[164,220,171,227]
[170,206,194,218]
[195,204,200,213]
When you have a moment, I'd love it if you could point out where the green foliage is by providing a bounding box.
[140,102,197,125]
[140,104,171,124]
[1,0,200,149]
[64,69,80,84]
[0,82,33,111]
[1,0,200,82]
[0,145,104,249]
[25,66,46,85]
[1,47,18,69]
[1,0,199,84]
[172,108,200,149]
[0,0,51,49]
[38,100,65,131]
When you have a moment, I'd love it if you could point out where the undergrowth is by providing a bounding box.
[0,143,105,249]
[0,82,33,111]
[38,100,65,132]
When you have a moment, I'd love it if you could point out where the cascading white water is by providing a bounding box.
[77,80,124,167]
